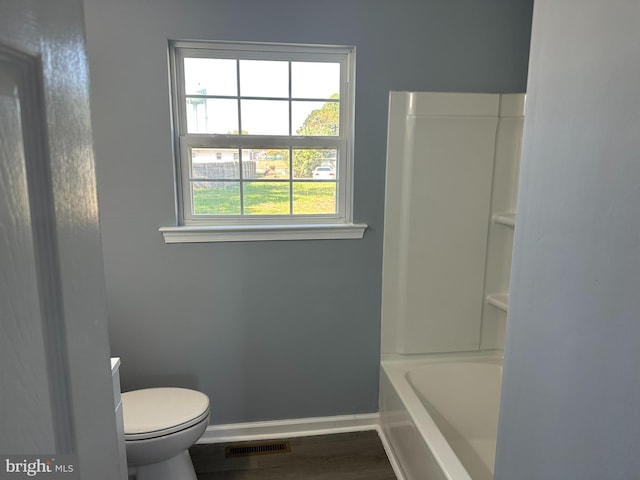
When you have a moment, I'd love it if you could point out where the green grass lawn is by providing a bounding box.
[193,182,336,215]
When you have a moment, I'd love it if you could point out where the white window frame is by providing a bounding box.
[160,40,366,243]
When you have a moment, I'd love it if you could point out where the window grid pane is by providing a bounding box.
[292,181,337,215]
[241,99,289,135]
[291,62,340,99]
[239,60,289,98]
[184,58,237,96]
[243,181,290,215]
[192,181,241,215]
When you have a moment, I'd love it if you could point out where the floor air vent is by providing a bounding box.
[225,440,291,458]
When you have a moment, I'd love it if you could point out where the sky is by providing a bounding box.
[184,59,340,135]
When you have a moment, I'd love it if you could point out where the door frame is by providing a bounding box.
[0,2,121,479]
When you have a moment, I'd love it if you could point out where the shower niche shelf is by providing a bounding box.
[487,293,509,312]
[493,212,516,228]
[487,213,515,313]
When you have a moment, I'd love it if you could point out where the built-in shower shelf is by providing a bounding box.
[487,293,509,312]
[493,212,516,228]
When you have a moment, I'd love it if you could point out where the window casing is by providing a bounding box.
[165,41,363,241]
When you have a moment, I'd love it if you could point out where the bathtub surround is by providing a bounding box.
[83,0,533,425]
[381,92,525,355]
[379,92,523,479]
[495,1,640,478]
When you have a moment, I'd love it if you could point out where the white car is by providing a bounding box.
[312,166,335,179]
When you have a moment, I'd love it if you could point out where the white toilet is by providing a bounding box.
[122,387,210,480]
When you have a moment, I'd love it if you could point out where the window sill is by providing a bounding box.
[159,223,368,243]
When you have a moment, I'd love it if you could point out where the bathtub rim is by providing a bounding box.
[380,349,504,480]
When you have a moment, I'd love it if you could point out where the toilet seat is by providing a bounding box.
[122,387,210,441]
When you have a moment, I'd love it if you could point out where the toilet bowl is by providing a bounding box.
[122,387,210,480]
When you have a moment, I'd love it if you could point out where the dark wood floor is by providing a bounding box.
[190,430,397,480]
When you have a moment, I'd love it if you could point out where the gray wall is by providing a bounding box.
[495,1,640,478]
[83,0,532,424]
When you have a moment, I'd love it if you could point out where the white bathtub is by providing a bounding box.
[380,352,503,480]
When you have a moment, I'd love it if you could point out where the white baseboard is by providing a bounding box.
[376,426,406,480]
[197,413,380,444]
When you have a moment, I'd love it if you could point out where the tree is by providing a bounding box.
[293,94,339,178]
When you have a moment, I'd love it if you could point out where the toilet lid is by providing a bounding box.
[122,387,210,440]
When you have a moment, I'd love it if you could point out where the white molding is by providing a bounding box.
[160,223,367,243]
[376,426,407,480]
[170,41,358,234]
[196,413,379,444]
